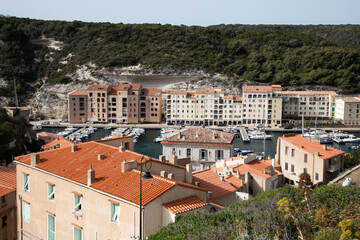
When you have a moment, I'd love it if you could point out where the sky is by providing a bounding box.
[1,0,360,26]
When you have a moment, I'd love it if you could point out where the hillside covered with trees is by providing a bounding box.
[0,17,360,104]
[150,185,360,240]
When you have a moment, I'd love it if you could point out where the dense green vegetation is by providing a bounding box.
[344,147,360,170]
[0,108,43,162]
[150,185,360,239]
[1,17,360,103]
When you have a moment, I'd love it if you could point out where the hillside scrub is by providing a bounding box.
[0,17,360,105]
[149,185,360,240]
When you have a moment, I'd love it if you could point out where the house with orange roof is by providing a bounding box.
[335,96,360,126]
[0,166,17,240]
[68,84,162,124]
[41,135,73,151]
[162,128,235,170]
[275,134,345,185]
[165,87,242,126]
[14,140,211,239]
[242,85,283,128]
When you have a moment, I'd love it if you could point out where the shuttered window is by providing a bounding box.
[110,203,119,223]
[48,184,55,200]
[23,173,29,191]
[48,214,55,240]
[23,202,30,222]
[74,194,82,212]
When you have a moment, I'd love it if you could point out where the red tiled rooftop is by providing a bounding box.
[282,91,337,96]
[0,166,16,197]
[279,134,344,159]
[42,136,72,150]
[109,87,119,95]
[224,95,234,99]
[163,128,235,145]
[192,169,237,199]
[68,90,87,96]
[232,159,279,179]
[234,97,242,101]
[226,175,243,189]
[162,195,208,215]
[195,89,215,94]
[118,84,142,91]
[207,198,225,207]
[341,97,360,103]
[243,85,282,93]
[14,141,205,205]
[141,88,161,96]
[87,85,111,91]
[37,132,62,144]
[167,90,187,94]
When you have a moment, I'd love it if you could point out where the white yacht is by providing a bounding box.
[32,125,42,131]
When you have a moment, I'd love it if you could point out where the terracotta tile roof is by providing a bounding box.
[163,128,235,145]
[0,166,16,197]
[118,84,142,91]
[68,90,87,96]
[341,97,360,103]
[226,175,243,189]
[167,90,187,94]
[195,89,215,94]
[207,198,225,207]
[14,141,205,205]
[192,169,237,199]
[279,134,344,159]
[141,88,161,96]
[224,95,234,99]
[187,92,195,98]
[243,85,282,93]
[109,87,119,95]
[232,160,279,179]
[162,195,208,215]
[42,136,72,150]
[37,132,61,144]
[282,91,338,96]
[87,85,111,91]
[234,97,242,101]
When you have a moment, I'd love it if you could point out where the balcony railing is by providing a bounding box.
[327,163,341,172]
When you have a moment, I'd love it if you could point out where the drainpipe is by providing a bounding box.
[18,194,23,240]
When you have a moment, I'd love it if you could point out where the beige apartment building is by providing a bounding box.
[14,140,214,239]
[334,97,360,126]
[162,128,235,170]
[275,134,345,185]
[165,88,243,126]
[282,91,338,119]
[68,84,162,124]
[242,85,283,128]
[0,166,17,240]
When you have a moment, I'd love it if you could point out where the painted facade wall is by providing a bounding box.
[0,191,17,240]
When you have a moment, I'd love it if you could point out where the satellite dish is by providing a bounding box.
[342,178,353,187]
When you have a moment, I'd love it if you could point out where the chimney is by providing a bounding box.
[195,130,199,138]
[213,132,216,140]
[207,191,213,200]
[168,173,175,180]
[272,158,276,168]
[220,175,225,181]
[119,142,125,152]
[97,153,105,160]
[323,145,327,150]
[169,155,178,165]
[185,164,192,184]
[121,159,138,172]
[71,143,77,152]
[87,165,95,186]
[194,181,200,186]
[30,153,39,167]
[160,170,167,178]
[159,155,166,162]
[178,132,181,139]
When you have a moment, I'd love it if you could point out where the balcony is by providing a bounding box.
[327,163,341,172]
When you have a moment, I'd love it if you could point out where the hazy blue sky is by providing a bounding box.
[2,0,359,26]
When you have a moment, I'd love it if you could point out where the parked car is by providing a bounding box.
[218,122,226,126]
[60,118,67,123]
[284,125,293,129]
[52,122,60,126]
[41,121,50,125]
[86,121,94,124]
[167,122,174,125]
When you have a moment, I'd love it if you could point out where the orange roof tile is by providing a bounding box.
[42,136,72,150]
[282,91,337,96]
[234,97,242,101]
[195,89,215,94]
[37,132,62,144]
[141,88,161,96]
[163,128,235,145]
[109,87,119,95]
[87,85,111,91]
[167,90,187,94]
[226,175,243,189]
[341,97,360,103]
[224,95,234,99]
[192,169,237,199]
[68,90,87,96]
[279,134,344,159]
[207,198,225,207]
[0,166,16,197]
[118,84,142,91]
[243,85,282,93]
[162,195,208,215]
[232,160,278,179]
[14,141,205,205]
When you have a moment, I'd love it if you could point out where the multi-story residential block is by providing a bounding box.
[334,97,360,126]
[68,84,162,124]
[282,91,338,119]
[162,128,235,170]
[14,140,210,239]
[0,166,17,240]
[165,88,243,126]
[275,134,345,185]
[242,85,283,127]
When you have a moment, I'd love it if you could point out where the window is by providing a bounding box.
[110,202,119,223]
[48,183,55,200]
[285,162,288,170]
[200,149,207,160]
[73,226,82,240]
[1,196,5,207]
[186,148,191,157]
[24,202,30,222]
[304,168,308,173]
[291,164,295,172]
[291,149,295,157]
[2,216,7,227]
[23,173,29,191]
[304,154,308,163]
[48,214,55,240]
[315,173,319,180]
[285,147,289,155]
[74,194,82,212]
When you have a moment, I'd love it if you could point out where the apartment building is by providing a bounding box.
[275,134,345,185]
[334,97,360,126]
[162,128,235,170]
[242,85,283,128]
[282,91,338,119]
[165,88,243,126]
[68,84,162,124]
[14,140,210,239]
[0,166,17,240]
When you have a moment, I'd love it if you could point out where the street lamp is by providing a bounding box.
[139,156,153,240]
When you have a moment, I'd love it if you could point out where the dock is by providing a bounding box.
[239,127,250,142]
[66,127,86,139]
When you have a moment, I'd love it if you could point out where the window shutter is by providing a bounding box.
[48,214,55,240]
[23,174,29,191]
[24,202,30,221]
